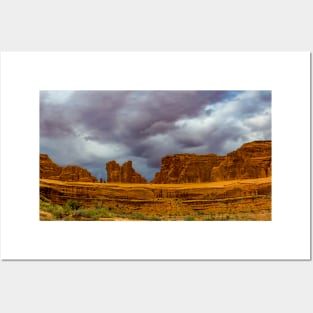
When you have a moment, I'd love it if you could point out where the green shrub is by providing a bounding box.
[184,216,195,221]
[64,200,81,211]
[72,207,112,220]
[50,206,64,219]
[72,209,93,219]
[129,212,146,220]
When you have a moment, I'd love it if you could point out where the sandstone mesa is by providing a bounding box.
[106,160,147,183]
[151,140,271,183]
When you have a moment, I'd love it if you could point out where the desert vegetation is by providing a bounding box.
[40,198,163,221]
[40,189,271,221]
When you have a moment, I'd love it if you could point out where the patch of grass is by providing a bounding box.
[41,199,157,221]
[116,212,161,221]
[40,200,65,220]
[72,207,112,220]
[184,216,195,221]
[42,199,262,221]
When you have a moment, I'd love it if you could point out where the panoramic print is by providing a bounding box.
[40,90,272,221]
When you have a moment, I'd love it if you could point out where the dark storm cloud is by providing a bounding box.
[141,121,175,136]
[40,90,271,181]
[54,90,241,141]
[175,136,204,148]
[40,104,75,137]
[41,90,240,143]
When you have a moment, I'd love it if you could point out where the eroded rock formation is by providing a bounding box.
[106,160,121,182]
[152,154,225,183]
[211,141,271,181]
[40,154,62,179]
[40,154,97,182]
[121,161,147,183]
[106,160,147,183]
[151,140,271,183]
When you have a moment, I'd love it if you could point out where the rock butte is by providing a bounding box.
[40,154,97,183]
[106,160,147,183]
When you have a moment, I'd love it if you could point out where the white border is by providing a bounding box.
[0,52,310,260]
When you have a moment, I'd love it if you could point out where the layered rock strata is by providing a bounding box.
[151,140,271,183]
[106,160,147,183]
[152,154,225,183]
[40,177,271,220]
[40,154,97,182]
[211,141,271,181]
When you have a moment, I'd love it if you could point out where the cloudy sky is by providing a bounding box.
[40,90,271,181]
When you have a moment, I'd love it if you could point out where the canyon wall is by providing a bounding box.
[152,154,225,183]
[151,140,271,183]
[41,140,271,184]
[211,141,271,181]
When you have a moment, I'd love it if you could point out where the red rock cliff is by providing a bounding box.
[106,160,121,182]
[151,140,271,183]
[40,154,97,182]
[151,154,225,183]
[211,141,271,181]
[106,160,147,183]
[40,154,62,179]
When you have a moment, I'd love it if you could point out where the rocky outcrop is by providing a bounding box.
[151,140,271,183]
[40,154,97,182]
[59,166,98,182]
[152,154,225,183]
[106,160,121,182]
[121,161,147,183]
[211,141,271,181]
[106,160,147,183]
[40,154,62,179]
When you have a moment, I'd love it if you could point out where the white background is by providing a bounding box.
[0,1,312,312]
[1,52,310,260]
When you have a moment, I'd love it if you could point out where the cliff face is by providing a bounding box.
[106,160,121,182]
[40,154,62,179]
[40,154,97,182]
[40,140,271,185]
[106,160,147,183]
[59,166,98,182]
[152,154,225,183]
[211,141,271,181]
[121,161,147,183]
[151,141,271,183]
